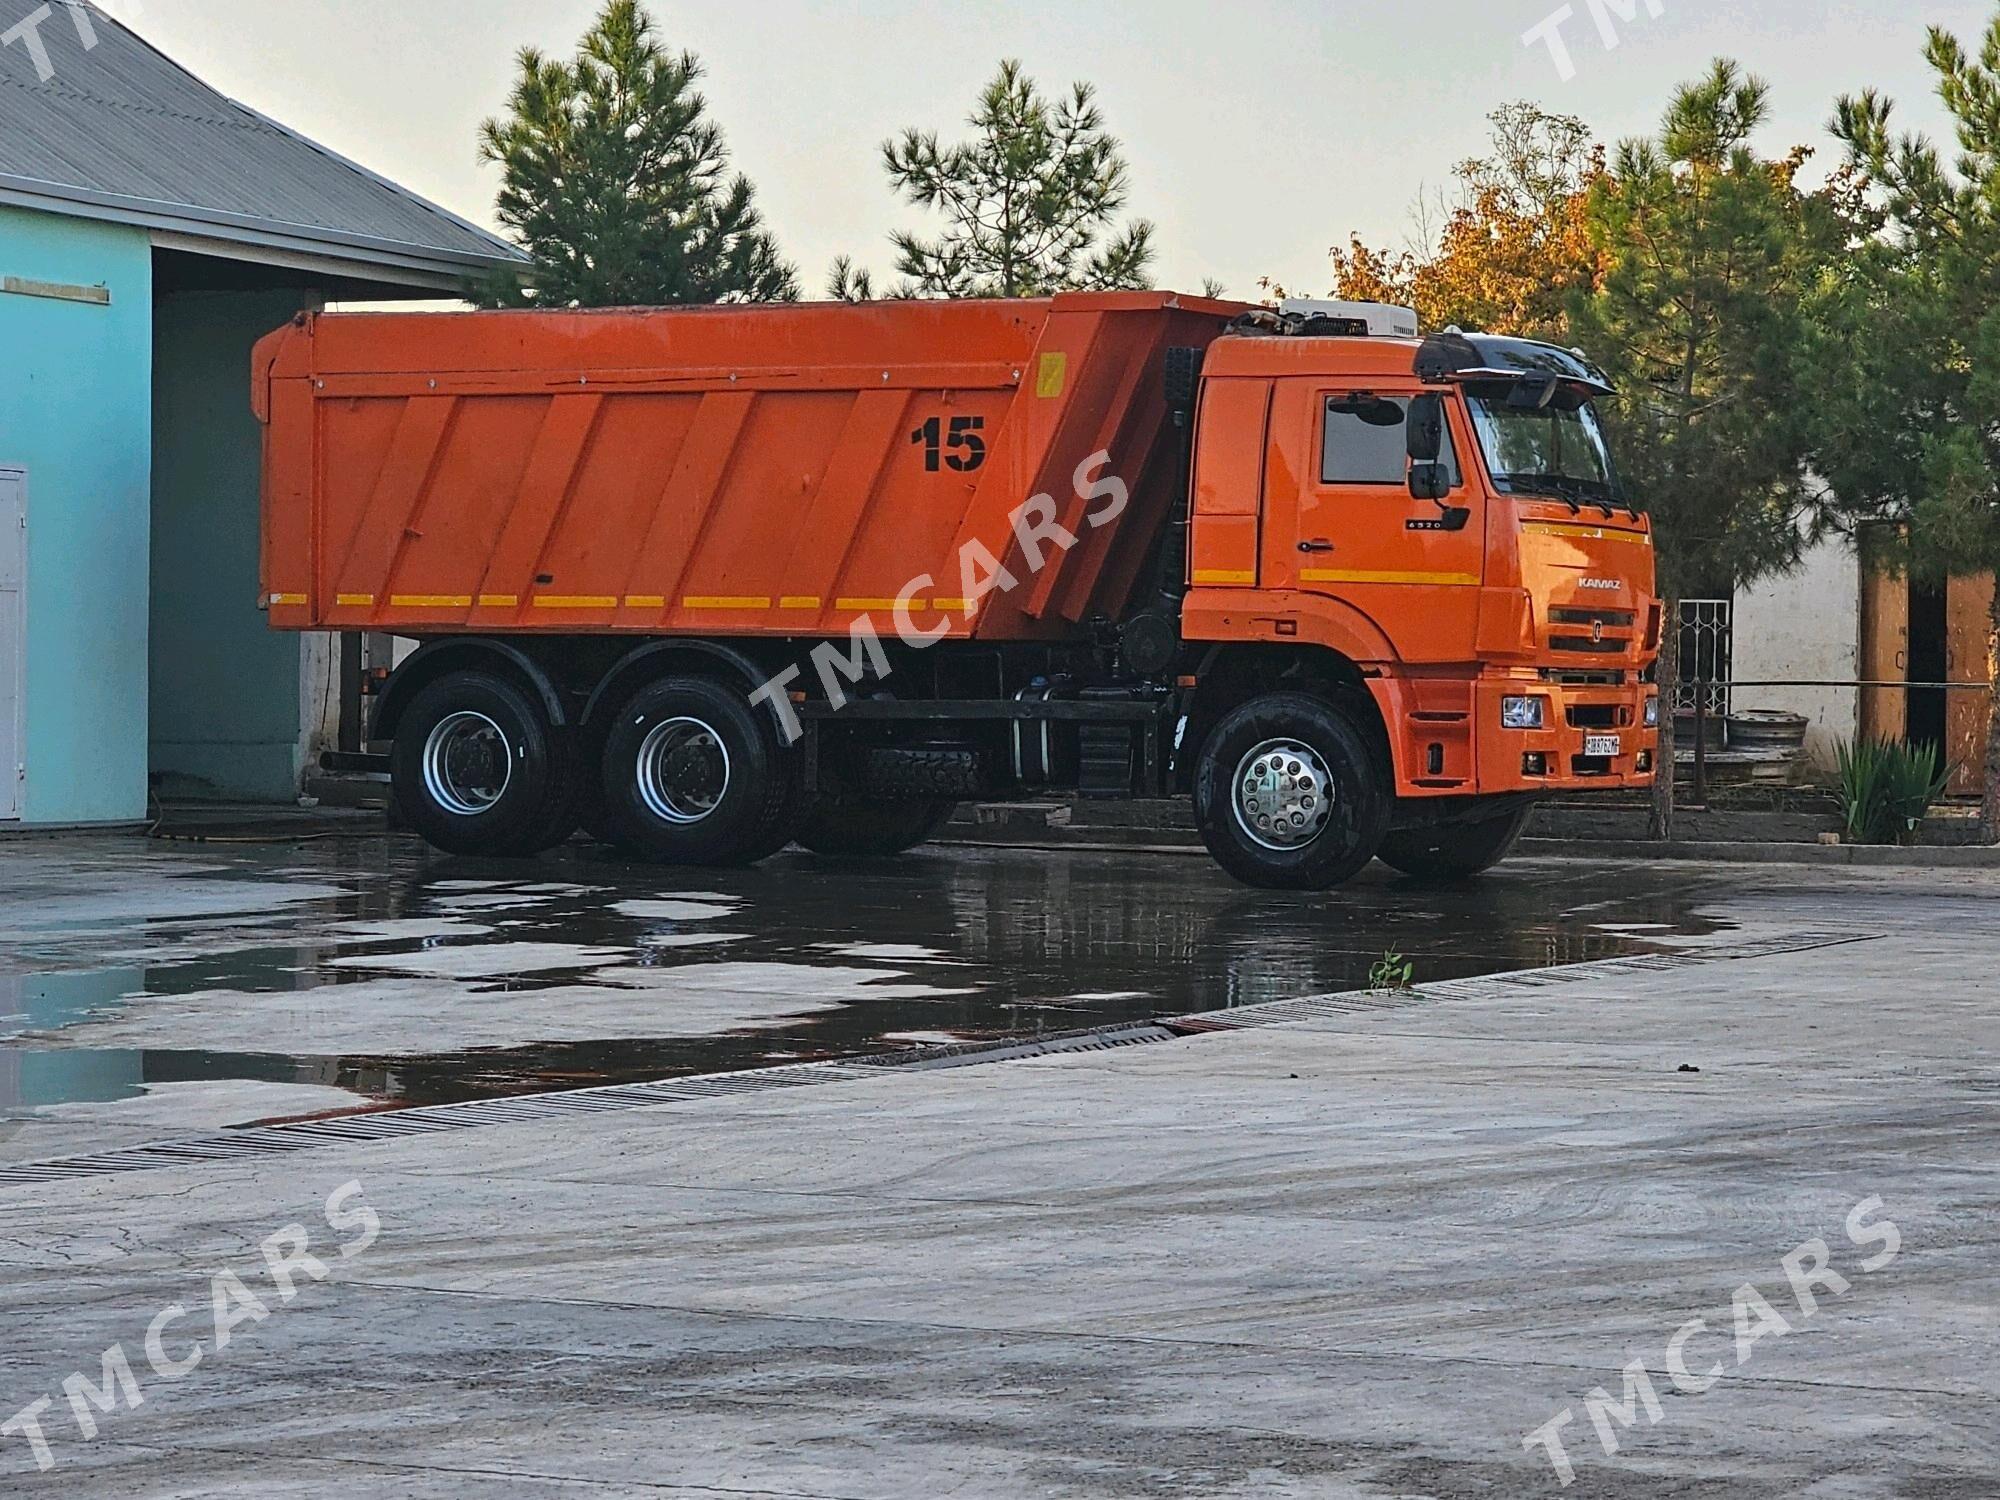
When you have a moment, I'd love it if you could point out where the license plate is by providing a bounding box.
[1585,735,1621,759]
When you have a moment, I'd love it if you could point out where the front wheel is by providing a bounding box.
[1377,806,1533,880]
[1194,693,1390,891]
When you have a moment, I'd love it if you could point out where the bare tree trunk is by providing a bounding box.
[1984,582,2000,846]
[1651,592,1682,842]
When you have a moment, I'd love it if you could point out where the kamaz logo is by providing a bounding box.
[1578,578,1621,591]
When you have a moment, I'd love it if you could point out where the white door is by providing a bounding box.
[0,469,23,821]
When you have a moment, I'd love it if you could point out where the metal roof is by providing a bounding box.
[0,1,526,290]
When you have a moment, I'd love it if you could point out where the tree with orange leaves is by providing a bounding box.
[1328,103,1603,338]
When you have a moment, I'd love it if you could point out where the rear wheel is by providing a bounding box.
[391,672,579,857]
[599,676,800,865]
[1377,806,1532,880]
[1194,693,1390,891]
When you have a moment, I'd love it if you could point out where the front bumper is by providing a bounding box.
[1474,676,1659,793]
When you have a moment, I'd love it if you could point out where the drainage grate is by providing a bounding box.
[852,1024,1176,1071]
[0,931,1880,1189]
[1173,930,1882,1032]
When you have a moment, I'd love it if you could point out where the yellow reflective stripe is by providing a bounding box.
[532,595,619,610]
[931,598,973,612]
[622,595,667,609]
[476,595,519,608]
[335,593,374,607]
[269,592,308,607]
[1193,569,1256,586]
[779,596,822,610]
[835,597,912,612]
[389,594,472,609]
[1523,522,1652,546]
[1301,568,1481,587]
[682,596,772,611]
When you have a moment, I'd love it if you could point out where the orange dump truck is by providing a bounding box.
[255,291,1660,889]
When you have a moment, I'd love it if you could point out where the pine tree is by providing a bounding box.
[843,60,1154,299]
[1822,14,2000,842]
[1569,62,1839,839]
[478,0,796,308]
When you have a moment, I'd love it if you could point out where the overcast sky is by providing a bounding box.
[114,0,1999,298]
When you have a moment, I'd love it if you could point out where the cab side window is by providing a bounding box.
[1321,395,1460,488]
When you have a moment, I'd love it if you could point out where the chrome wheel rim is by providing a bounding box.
[422,711,513,817]
[636,717,731,825]
[1232,738,1336,852]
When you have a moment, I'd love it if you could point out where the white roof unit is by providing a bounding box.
[1278,299,1420,338]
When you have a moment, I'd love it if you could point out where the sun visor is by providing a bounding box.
[1416,330,1616,396]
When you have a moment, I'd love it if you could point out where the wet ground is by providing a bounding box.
[7,846,1993,1496]
[0,830,1732,1146]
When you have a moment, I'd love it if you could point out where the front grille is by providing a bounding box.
[1541,669,1626,686]
[1551,635,1628,655]
[1566,703,1628,729]
[1550,607,1637,628]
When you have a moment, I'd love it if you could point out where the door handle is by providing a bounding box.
[1297,539,1335,554]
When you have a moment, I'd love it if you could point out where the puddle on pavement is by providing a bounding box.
[0,838,1728,1143]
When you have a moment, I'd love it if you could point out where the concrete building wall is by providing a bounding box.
[1731,532,1862,769]
[0,206,154,824]
[149,287,330,802]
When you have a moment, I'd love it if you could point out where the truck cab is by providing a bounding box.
[1182,315,1660,824]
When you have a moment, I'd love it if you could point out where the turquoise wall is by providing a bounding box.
[0,206,153,824]
[151,289,318,802]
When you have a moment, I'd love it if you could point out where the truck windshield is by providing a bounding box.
[1466,389,1629,512]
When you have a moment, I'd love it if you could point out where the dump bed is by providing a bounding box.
[256,292,1244,642]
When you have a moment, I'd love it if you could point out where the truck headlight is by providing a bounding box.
[1644,697,1661,728]
[1502,696,1547,730]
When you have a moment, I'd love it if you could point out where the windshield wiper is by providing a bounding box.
[1500,473,1587,515]
[1507,473,1624,520]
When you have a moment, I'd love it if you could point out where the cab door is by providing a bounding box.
[1261,382,1484,664]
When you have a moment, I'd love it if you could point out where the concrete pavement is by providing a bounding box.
[1,860,1997,1496]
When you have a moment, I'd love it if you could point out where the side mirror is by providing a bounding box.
[1406,394,1445,463]
[1406,395,1453,503]
[1408,462,1452,502]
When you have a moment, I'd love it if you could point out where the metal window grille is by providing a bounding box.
[1676,599,1732,716]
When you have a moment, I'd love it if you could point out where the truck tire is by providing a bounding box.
[738,753,812,862]
[797,760,956,858]
[522,728,587,852]
[391,671,580,858]
[1194,693,1390,891]
[860,746,983,799]
[576,781,620,850]
[598,676,799,866]
[1377,806,1532,880]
